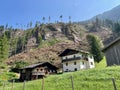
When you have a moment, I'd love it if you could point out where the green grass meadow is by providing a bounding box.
[1,58,120,90]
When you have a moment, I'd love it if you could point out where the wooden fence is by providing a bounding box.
[1,77,118,90]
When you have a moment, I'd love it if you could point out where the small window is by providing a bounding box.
[82,54,84,58]
[66,57,68,59]
[37,69,39,71]
[74,62,76,65]
[66,69,68,72]
[74,55,76,58]
[74,68,77,71]
[86,58,88,61]
[82,61,84,65]
[91,62,93,65]
[66,63,68,66]
[90,56,93,59]
[22,69,25,73]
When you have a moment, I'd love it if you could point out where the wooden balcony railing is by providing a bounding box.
[32,72,45,75]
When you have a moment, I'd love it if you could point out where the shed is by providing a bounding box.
[102,37,120,66]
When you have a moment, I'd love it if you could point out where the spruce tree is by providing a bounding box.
[0,34,9,62]
[87,34,103,63]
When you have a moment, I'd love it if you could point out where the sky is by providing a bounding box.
[0,0,120,28]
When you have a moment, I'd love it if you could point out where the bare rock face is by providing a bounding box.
[26,37,37,51]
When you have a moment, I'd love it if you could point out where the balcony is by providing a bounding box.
[32,71,45,75]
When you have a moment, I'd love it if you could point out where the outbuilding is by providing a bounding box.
[102,37,120,66]
[19,62,58,81]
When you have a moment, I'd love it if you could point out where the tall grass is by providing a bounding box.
[1,66,120,90]
[1,58,120,90]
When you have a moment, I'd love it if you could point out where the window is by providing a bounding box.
[91,62,93,65]
[74,55,76,58]
[74,68,77,71]
[90,56,93,59]
[82,54,84,58]
[66,69,68,72]
[66,57,68,59]
[66,63,68,66]
[22,69,25,73]
[37,69,39,71]
[74,62,76,65]
[86,58,88,61]
[82,61,84,65]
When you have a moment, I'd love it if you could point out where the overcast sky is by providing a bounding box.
[0,0,120,27]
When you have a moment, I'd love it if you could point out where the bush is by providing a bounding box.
[10,61,29,73]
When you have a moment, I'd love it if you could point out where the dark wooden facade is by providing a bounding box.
[19,62,58,81]
[102,37,120,66]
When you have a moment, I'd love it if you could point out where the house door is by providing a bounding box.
[74,68,77,71]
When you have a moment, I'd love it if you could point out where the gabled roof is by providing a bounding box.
[59,49,79,57]
[59,48,89,57]
[102,37,120,52]
[21,62,58,69]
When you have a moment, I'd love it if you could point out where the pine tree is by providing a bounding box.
[113,22,120,34]
[60,15,63,22]
[87,34,104,63]
[0,34,9,62]
[69,16,71,23]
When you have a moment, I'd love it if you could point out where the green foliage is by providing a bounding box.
[95,57,106,68]
[38,38,58,48]
[0,72,16,82]
[10,61,29,73]
[11,38,18,55]
[37,35,42,44]
[87,34,104,63]
[113,22,120,33]
[15,61,28,69]
[89,17,102,32]
[103,19,113,28]
[4,31,11,39]
[0,34,9,62]
[0,25,4,32]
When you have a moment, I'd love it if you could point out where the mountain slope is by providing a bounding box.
[5,23,111,68]
[92,5,120,21]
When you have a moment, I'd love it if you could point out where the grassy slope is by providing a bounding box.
[95,57,107,68]
[1,58,120,90]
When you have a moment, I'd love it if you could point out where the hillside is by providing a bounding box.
[3,22,112,68]
[1,65,120,90]
[90,5,120,21]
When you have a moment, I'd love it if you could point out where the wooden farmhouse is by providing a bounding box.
[102,37,120,66]
[19,62,58,81]
[59,49,95,72]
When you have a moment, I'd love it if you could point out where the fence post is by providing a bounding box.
[3,81,6,90]
[112,78,117,90]
[42,77,44,90]
[70,76,74,90]
[23,80,26,90]
[11,80,15,90]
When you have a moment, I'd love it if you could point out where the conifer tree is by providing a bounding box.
[87,34,103,63]
[0,34,9,62]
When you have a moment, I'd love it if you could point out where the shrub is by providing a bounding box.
[10,61,29,73]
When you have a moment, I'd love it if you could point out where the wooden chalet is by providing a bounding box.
[19,62,58,81]
[102,37,120,66]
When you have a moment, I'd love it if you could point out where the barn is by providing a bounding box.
[19,62,58,81]
[102,37,120,66]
